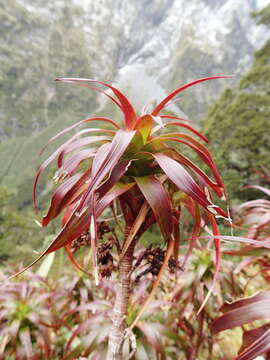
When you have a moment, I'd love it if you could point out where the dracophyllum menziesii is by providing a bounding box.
[15,76,232,360]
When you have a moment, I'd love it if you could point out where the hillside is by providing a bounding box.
[203,4,270,201]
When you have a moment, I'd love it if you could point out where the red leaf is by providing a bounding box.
[75,129,136,214]
[96,182,135,217]
[65,245,90,275]
[254,167,270,181]
[153,153,227,218]
[42,169,91,226]
[54,149,93,181]
[221,291,270,314]
[235,329,270,360]
[159,114,191,122]
[197,213,221,314]
[97,160,132,198]
[56,136,109,168]
[91,143,112,178]
[33,135,108,209]
[169,149,223,197]
[65,317,97,350]
[224,246,268,257]
[137,322,165,354]
[48,208,91,253]
[118,189,142,226]
[62,204,73,226]
[19,328,33,359]
[182,202,201,266]
[151,75,232,115]
[89,196,99,285]
[203,235,270,250]
[243,185,270,197]
[233,199,270,213]
[157,115,208,142]
[25,206,92,274]
[40,117,120,156]
[9,184,136,280]
[56,78,138,129]
[42,174,80,226]
[148,134,224,189]
[239,326,270,359]
[135,175,173,241]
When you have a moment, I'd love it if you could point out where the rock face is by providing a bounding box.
[0,0,268,196]
[83,0,269,116]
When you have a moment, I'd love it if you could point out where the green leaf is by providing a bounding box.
[134,115,154,143]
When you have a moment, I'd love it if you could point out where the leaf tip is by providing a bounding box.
[34,219,42,228]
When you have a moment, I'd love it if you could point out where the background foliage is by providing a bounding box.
[203,5,270,202]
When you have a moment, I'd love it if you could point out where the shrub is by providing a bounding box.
[13,76,234,359]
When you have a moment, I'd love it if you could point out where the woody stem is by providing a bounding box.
[107,240,136,360]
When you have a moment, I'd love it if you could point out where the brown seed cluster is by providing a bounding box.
[134,245,181,283]
[97,221,119,278]
[70,231,91,252]
[97,221,112,238]
[97,242,115,278]
[70,221,116,253]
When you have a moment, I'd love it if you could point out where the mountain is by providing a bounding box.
[0,0,269,205]
[83,0,269,116]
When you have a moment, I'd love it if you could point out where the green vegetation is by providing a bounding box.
[0,1,100,208]
[0,185,48,263]
[0,1,96,139]
[203,5,270,201]
[0,246,251,359]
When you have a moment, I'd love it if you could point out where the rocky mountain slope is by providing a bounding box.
[83,0,269,115]
[0,0,268,204]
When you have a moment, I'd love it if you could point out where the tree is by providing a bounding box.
[203,4,270,202]
[18,76,232,359]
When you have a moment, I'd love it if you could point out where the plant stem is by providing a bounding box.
[107,241,136,360]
